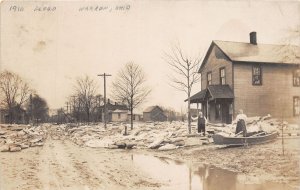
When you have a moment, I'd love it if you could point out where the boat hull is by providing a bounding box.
[212,132,279,146]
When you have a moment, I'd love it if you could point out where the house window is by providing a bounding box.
[294,97,300,116]
[220,67,226,85]
[293,70,300,87]
[207,72,212,85]
[118,113,121,119]
[252,65,262,85]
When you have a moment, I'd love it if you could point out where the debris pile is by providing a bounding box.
[0,124,47,152]
[49,121,207,151]
[208,114,280,136]
[0,114,290,153]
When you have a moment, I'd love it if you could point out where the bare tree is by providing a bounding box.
[277,25,300,63]
[164,43,202,134]
[73,75,97,122]
[112,62,151,131]
[0,70,33,123]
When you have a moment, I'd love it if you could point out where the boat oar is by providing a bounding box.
[248,131,266,137]
[234,131,243,137]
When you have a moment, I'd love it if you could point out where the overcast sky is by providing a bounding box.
[1,0,299,112]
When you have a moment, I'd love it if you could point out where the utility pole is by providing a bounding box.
[98,73,112,129]
[30,94,33,125]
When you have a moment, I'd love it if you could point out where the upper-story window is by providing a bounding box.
[252,65,262,85]
[293,70,300,87]
[294,97,300,116]
[207,72,212,86]
[220,67,226,85]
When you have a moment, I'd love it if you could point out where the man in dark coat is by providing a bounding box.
[197,112,207,136]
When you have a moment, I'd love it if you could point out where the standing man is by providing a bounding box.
[197,112,207,136]
[192,111,207,136]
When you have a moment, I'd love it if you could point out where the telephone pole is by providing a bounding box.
[98,73,112,129]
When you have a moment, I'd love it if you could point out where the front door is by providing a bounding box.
[221,101,232,124]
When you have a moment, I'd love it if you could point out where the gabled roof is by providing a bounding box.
[143,106,163,113]
[186,85,234,103]
[100,102,128,111]
[199,40,300,72]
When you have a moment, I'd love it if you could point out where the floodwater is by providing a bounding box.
[132,154,297,190]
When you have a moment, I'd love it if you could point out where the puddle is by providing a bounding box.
[132,154,297,190]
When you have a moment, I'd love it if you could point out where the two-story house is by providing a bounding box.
[189,32,300,124]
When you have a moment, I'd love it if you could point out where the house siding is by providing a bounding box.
[143,113,151,122]
[143,107,167,122]
[111,112,128,122]
[234,63,300,124]
[201,45,233,90]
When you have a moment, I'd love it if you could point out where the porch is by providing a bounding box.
[188,85,234,124]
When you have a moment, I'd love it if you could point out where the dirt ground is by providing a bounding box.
[0,136,163,190]
[0,126,299,190]
[149,137,300,189]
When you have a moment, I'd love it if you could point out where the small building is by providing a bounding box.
[0,109,7,124]
[100,99,128,122]
[143,106,167,122]
[111,109,128,122]
[189,32,300,124]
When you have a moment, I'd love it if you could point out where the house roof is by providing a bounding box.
[215,40,300,63]
[186,85,234,103]
[100,102,128,111]
[207,85,234,99]
[143,106,163,113]
[199,40,300,72]
[112,109,128,113]
[186,89,208,103]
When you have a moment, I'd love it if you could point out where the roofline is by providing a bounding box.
[143,105,163,113]
[213,40,300,48]
[198,41,233,73]
[233,60,300,66]
[198,40,300,73]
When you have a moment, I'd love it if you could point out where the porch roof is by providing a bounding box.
[208,85,234,99]
[186,85,234,103]
[186,89,208,103]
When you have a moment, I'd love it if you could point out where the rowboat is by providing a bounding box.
[212,131,279,146]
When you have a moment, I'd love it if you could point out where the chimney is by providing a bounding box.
[250,32,257,45]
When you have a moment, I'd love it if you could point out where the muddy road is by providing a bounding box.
[0,137,161,190]
[1,137,299,190]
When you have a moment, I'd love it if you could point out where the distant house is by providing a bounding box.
[100,99,128,122]
[143,106,167,122]
[188,32,300,124]
[0,109,7,124]
[111,109,128,122]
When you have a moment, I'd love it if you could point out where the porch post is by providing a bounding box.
[196,103,199,116]
[206,99,209,121]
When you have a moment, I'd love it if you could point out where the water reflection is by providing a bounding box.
[132,154,296,190]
